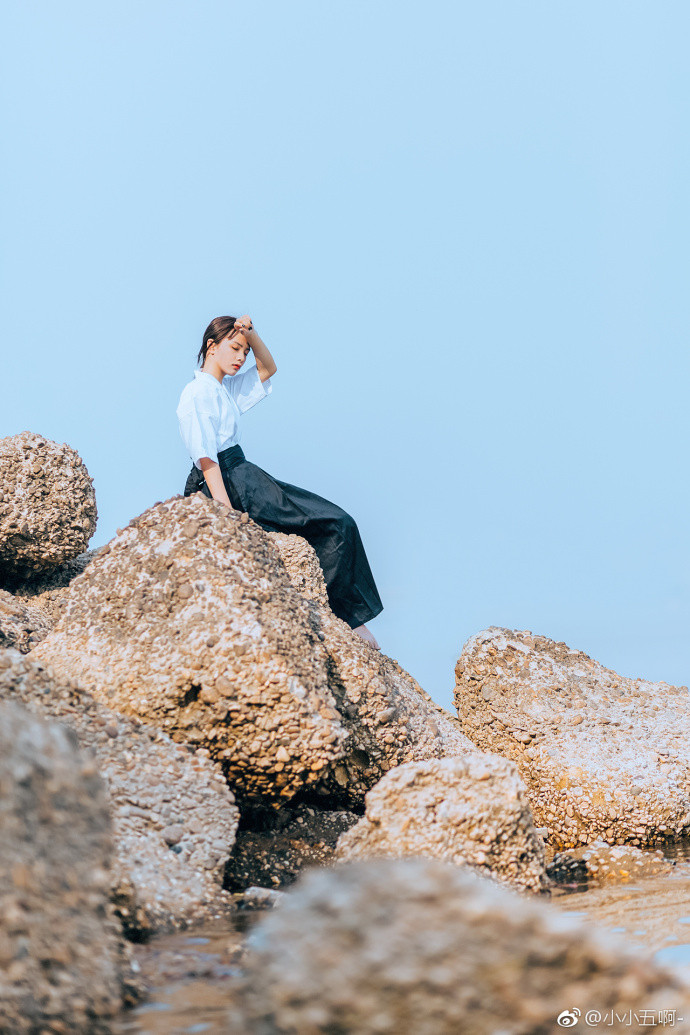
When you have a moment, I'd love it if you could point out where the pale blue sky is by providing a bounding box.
[2,2,689,709]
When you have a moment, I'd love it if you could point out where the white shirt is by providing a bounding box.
[177,366,272,469]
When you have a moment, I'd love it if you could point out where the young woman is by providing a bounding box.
[177,315,383,649]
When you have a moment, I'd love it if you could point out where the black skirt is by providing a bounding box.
[183,445,383,629]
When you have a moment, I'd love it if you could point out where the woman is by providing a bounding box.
[177,315,383,648]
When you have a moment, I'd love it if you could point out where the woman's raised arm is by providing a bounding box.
[234,316,277,383]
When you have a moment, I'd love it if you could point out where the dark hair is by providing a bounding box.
[197,315,237,366]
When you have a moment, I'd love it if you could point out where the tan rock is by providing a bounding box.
[0,648,239,934]
[32,494,349,804]
[548,840,673,886]
[0,432,97,578]
[455,627,690,849]
[10,549,97,621]
[336,755,548,892]
[0,700,126,1032]
[228,858,690,1034]
[0,588,50,652]
[271,532,477,803]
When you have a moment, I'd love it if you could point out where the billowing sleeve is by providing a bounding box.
[177,403,219,468]
[224,364,272,414]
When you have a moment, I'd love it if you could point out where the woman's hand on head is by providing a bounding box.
[233,315,254,339]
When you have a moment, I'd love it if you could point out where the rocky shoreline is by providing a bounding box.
[3,430,690,1032]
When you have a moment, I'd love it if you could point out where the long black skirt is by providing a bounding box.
[183,445,383,629]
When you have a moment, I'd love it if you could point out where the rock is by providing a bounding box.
[455,627,690,849]
[228,858,690,1034]
[548,840,673,886]
[236,887,285,911]
[0,648,239,936]
[33,494,350,805]
[9,549,98,622]
[224,804,360,891]
[268,530,329,607]
[0,432,97,579]
[336,755,548,892]
[0,587,50,651]
[0,701,126,1032]
[272,532,477,805]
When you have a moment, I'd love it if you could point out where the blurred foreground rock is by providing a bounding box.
[34,496,475,809]
[0,701,126,1032]
[0,648,239,936]
[336,755,548,892]
[455,627,690,849]
[228,858,690,1034]
[0,432,97,579]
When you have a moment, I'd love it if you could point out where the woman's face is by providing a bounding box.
[211,330,250,376]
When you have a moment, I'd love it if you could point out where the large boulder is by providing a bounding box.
[0,432,97,580]
[0,648,240,935]
[336,755,548,892]
[32,494,349,805]
[0,587,50,652]
[228,858,690,1034]
[270,532,476,804]
[0,701,126,1032]
[454,627,690,849]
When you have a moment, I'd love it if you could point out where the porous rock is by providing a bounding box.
[224,804,360,891]
[336,755,548,892]
[0,432,97,579]
[33,494,350,804]
[271,531,477,804]
[0,587,50,652]
[0,648,240,936]
[0,700,125,1032]
[10,548,97,622]
[228,858,690,1034]
[548,840,673,886]
[455,627,690,849]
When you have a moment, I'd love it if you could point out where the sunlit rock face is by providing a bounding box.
[271,531,477,805]
[0,432,97,579]
[33,494,350,805]
[0,647,240,935]
[454,627,690,849]
[0,700,125,1032]
[228,858,690,1034]
[336,754,548,892]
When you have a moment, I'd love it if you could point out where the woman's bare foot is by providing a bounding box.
[353,625,380,650]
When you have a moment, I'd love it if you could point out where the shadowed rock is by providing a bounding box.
[0,432,97,579]
[0,588,50,652]
[336,755,548,892]
[0,648,239,936]
[455,627,690,849]
[227,857,690,1034]
[0,700,126,1032]
[9,549,98,621]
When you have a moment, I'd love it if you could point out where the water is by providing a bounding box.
[115,841,690,1033]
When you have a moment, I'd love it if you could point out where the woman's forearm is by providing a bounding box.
[199,458,233,508]
[247,327,277,382]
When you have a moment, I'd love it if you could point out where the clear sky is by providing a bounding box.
[2,1,689,710]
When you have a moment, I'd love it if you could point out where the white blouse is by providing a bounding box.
[177,366,272,469]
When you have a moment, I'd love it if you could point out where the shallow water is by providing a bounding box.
[114,841,690,1034]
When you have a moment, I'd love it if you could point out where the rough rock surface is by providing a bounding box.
[336,755,548,892]
[455,627,690,849]
[0,700,125,1032]
[224,805,360,891]
[0,648,239,936]
[229,857,690,1034]
[0,432,97,579]
[0,587,50,652]
[33,494,350,804]
[10,548,97,621]
[548,840,673,886]
[271,530,477,804]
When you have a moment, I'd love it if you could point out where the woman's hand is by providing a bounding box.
[233,315,254,338]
